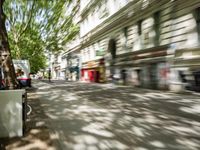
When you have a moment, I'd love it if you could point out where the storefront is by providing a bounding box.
[113,45,170,89]
[172,47,200,92]
[60,69,66,80]
[68,66,79,81]
[66,54,80,81]
[81,58,105,83]
[53,66,61,79]
[135,62,169,90]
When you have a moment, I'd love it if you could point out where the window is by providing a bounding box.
[108,39,116,59]
[137,20,143,49]
[138,20,142,36]
[99,0,109,19]
[195,7,200,43]
[154,11,160,46]
[123,27,128,46]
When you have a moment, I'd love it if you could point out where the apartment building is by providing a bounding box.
[63,0,200,92]
[62,41,81,81]
[49,0,81,81]
[50,53,64,80]
[79,0,200,91]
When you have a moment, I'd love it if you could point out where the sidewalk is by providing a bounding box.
[1,80,200,150]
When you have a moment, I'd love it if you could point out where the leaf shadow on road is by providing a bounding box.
[72,85,200,150]
[2,81,200,150]
[1,89,58,150]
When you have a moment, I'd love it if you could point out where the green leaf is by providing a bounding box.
[4,0,79,73]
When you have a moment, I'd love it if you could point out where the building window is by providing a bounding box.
[122,27,128,47]
[99,0,109,19]
[138,20,142,36]
[195,7,200,43]
[154,11,160,46]
[108,39,116,59]
[138,20,143,49]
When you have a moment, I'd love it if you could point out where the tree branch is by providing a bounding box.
[17,0,35,40]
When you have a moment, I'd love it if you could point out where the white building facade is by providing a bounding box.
[56,0,200,91]
[63,0,200,92]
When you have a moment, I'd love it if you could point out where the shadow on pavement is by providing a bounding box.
[2,80,200,150]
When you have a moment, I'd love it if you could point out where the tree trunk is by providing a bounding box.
[0,0,19,89]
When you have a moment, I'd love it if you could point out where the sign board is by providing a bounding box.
[96,48,105,56]
[87,61,97,68]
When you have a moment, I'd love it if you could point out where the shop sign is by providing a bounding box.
[87,61,97,68]
[96,48,105,56]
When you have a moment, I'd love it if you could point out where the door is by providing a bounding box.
[149,64,158,89]
[95,71,100,83]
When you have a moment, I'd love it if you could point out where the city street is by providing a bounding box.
[4,80,200,150]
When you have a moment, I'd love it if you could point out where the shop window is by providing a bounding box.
[154,11,160,46]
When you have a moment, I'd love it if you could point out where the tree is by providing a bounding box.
[0,0,18,89]
[41,0,79,53]
[5,0,37,59]
[8,24,47,73]
[0,0,79,89]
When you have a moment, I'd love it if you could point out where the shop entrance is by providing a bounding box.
[89,70,100,83]
[88,70,94,82]
[138,64,159,89]
[149,64,158,89]
[184,70,200,92]
[95,71,100,82]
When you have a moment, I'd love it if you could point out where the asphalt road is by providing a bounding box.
[4,80,200,150]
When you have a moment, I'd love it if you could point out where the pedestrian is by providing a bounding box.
[48,69,51,82]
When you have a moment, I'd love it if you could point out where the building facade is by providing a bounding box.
[55,0,200,91]
[49,0,81,81]
[63,46,81,81]
[63,0,200,92]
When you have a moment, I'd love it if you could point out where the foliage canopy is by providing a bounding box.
[4,0,79,73]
